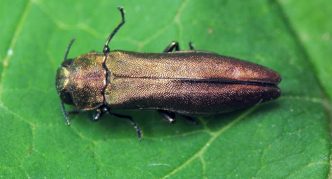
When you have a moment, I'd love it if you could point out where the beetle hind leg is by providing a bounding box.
[159,109,199,125]
[159,110,176,123]
[188,41,195,50]
[180,114,198,125]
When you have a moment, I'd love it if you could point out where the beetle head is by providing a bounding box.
[56,59,75,105]
[56,39,107,125]
[56,54,107,110]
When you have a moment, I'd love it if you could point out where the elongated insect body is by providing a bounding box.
[105,51,280,114]
[55,7,281,139]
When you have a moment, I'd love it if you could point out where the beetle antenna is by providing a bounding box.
[59,38,75,125]
[60,101,71,125]
[64,38,76,61]
[103,7,125,54]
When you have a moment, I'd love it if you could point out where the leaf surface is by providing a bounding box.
[0,0,331,178]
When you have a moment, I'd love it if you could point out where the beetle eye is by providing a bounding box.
[61,59,74,67]
[60,90,74,105]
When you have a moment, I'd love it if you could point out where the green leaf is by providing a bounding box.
[0,0,331,178]
[278,0,332,101]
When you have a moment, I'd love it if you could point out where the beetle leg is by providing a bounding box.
[158,110,176,123]
[163,41,180,52]
[92,108,102,121]
[103,7,125,54]
[188,41,195,50]
[60,101,83,125]
[109,112,142,140]
[92,106,108,121]
[180,115,198,125]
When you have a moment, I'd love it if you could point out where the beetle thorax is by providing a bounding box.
[56,53,107,110]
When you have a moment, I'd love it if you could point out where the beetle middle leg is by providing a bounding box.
[164,41,196,52]
[92,106,142,139]
[164,41,180,52]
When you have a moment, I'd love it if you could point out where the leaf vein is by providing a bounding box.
[0,0,32,98]
[161,105,259,178]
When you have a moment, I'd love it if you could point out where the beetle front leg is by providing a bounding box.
[110,112,142,140]
[103,7,125,55]
[92,106,109,121]
[92,105,142,139]
[164,41,180,52]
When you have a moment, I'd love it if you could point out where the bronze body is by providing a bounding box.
[57,50,280,114]
[55,7,281,138]
[105,51,280,114]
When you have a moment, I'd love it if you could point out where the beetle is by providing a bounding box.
[56,7,281,139]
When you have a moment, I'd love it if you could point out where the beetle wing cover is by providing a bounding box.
[105,51,280,114]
